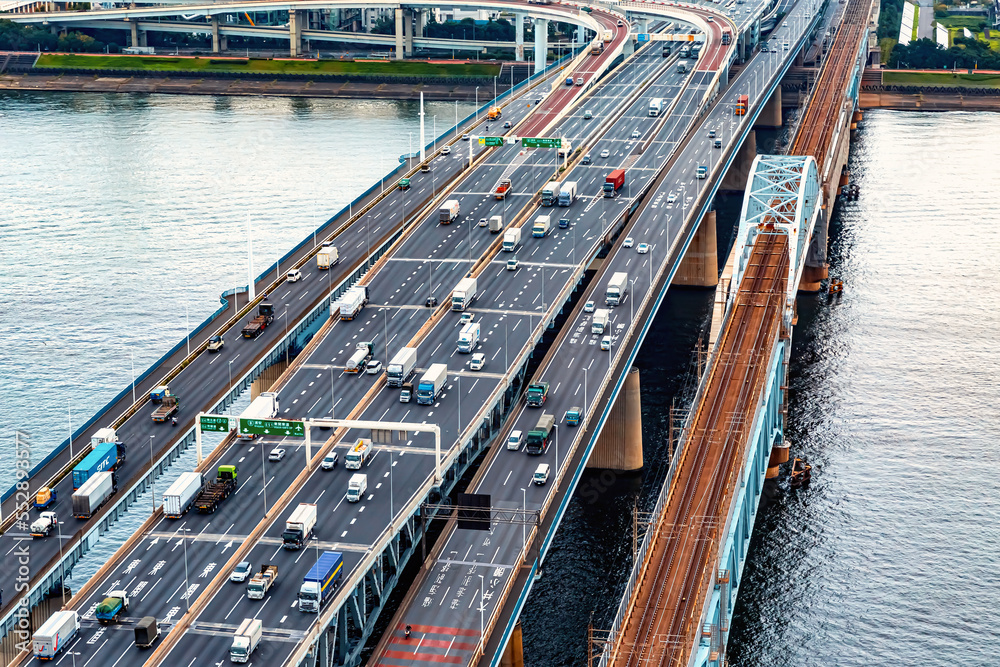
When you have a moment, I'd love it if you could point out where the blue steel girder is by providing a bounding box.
[733,155,820,319]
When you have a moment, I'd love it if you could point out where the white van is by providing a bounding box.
[287,269,303,282]
[507,430,523,451]
[533,464,550,485]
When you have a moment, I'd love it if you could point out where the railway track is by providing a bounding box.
[610,232,790,667]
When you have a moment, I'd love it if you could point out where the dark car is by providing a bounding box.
[425,296,438,307]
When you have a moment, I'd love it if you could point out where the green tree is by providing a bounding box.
[371,16,394,35]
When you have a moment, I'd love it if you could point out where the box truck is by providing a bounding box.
[541,181,560,207]
[72,471,115,519]
[345,438,373,469]
[386,347,417,387]
[230,618,262,662]
[649,97,663,117]
[134,617,159,649]
[439,200,461,224]
[33,610,79,660]
[237,392,279,439]
[317,246,339,269]
[604,169,626,197]
[452,277,478,311]
[347,473,368,502]
[163,471,204,518]
[592,308,610,334]
[532,215,551,238]
[298,551,343,612]
[489,215,504,233]
[502,228,521,251]
[282,503,318,549]
[72,439,122,489]
[338,285,369,321]
[558,181,578,206]
[606,272,628,306]
[457,322,480,353]
[417,364,448,405]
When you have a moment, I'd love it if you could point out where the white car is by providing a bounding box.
[287,268,303,282]
[268,448,286,462]
[441,145,452,155]
[230,561,252,583]
[507,430,523,450]
[478,217,488,227]
[637,243,650,254]
[470,353,486,371]
[507,258,519,271]
[584,301,595,313]
[623,237,634,248]
[667,193,677,204]
[321,452,339,470]
[462,133,470,141]
[460,312,475,325]
[600,149,611,158]
[366,360,382,375]
[631,129,641,139]
[707,16,714,21]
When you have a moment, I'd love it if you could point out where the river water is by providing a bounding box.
[2,94,998,665]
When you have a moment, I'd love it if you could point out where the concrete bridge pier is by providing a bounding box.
[395,7,404,60]
[416,8,427,38]
[755,87,782,128]
[128,20,147,48]
[211,15,221,53]
[403,8,414,56]
[533,18,548,73]
[289,9,303,57]
[499,622,525,667]
[675,211,719,287]
[516,14,525,61]
[587,367,644,471]
[719,129,757,191]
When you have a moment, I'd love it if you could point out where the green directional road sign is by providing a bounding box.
[522,137,562,148]
[478,136,504,147]
[240,418,306,438]
[200,415,235,433]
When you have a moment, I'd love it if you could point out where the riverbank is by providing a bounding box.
[0,72,489,100]
[860,89,1000,110]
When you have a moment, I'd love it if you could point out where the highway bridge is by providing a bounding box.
[1,0,877,661]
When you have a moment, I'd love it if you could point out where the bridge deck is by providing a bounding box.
[609,232,789,667]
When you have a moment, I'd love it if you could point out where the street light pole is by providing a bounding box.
[478,574,486,657]
[129,348,136,406]
[228,359,235,414]
[330,367,336,419]
[148,435,155,514]
[261,443,268,515]
[521,487,527,552]
[583,368,588,415]
[182,528,191,612]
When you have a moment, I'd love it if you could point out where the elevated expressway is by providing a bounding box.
[0,11,627,652]
[6,23,679,667]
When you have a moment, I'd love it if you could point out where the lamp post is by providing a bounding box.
[475,86,480,120]
[554,424,559,467]
[261,442,268,515]
[583,367,588,414]
[67,401,73,459]
[182,527,191,611]
[284,305,289,365]
[228,359,235,414]
[185,303,190,358]
[630,279,636,325]
[521,487,527,552]
[129,347,136,405]
[330,366,336,419]
[478,573,486,657]
[148,435,156,514]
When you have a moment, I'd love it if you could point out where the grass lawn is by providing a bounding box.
[911,4,919,42]
[883,70,1000,87]
[934,15,987,31]
[34,54,502,77]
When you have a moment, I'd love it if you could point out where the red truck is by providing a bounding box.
[241,302,274,339]
[735,94,748,116]
[603,169,625,197]
[493,179,511,200]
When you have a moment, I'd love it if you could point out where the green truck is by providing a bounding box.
[193,465,238,513]
[526,382,549,407]
[526,413,555,455]
[565,406,583,427]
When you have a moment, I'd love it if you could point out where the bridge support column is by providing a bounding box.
[288,9,303,57]
[638,18,649,34]
[129,20,138,49]
[395,8,404,60]
[674,210,719,287]
[211,15,221,54]
[403,8,414,57]
[767,440,789,478]
[755,87,782,128]
[416,8,426,37]
[575,25,585,45]
[499,622,524,667]
[533,18,548,74]
[515,14,525,61]
[720,130,757,191]
[588,367,643,471]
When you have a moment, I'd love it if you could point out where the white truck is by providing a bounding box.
[557,140,573,158]
[337,286,368,321]
[606,271,628,306]
[163,471,204,518]
[230,618,262,663]
[649,97,663,117]
[532,215,552,238]
[91,427,118,448]
[317,246,339,269]
[502,228,521,252]
[541,181,561,207]
[33,610,79,660]
[345,342,374,373]
[347,473,368,503]
[558,181,578,206]
[282,502,318,549]
[30,511,58,538]
[677,59,689,73]
[457,322,480,353]
[439,199,461,224]
[417,363,448,405]
[592,308,610,334]
[237,392,279,440]
[489,215,504,233]
[386,347,418,387]
[345,438,373,469]
[451,276,478,311]
[71,471,115,519]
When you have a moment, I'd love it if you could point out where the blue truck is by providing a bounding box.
[72,441,123,489]
[297,552,343,613]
